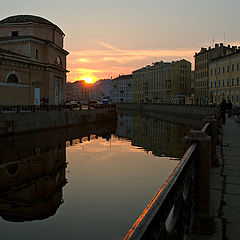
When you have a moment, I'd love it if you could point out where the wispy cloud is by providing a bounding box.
[67,42,199,82]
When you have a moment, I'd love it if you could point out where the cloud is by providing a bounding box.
[67,42,199,82]
[77,58,91,63]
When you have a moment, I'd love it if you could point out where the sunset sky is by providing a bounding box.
[1,0,240,83]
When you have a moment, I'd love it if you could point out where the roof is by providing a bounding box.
[0,15,64,34]
[113,74,132,80]
[0,47,27,57]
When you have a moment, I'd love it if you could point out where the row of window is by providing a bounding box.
[195,71,208,79]
[210,63,240,75]
[213,95,239,103]
[195,53,208,62]
[210,77,240,88]
[195,62,208,71]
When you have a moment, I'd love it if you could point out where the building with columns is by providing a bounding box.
[0,15,69,105]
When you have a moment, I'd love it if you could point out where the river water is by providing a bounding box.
[0,112,201,240]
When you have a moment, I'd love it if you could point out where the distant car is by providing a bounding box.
[88,100,103,109]
[65,101,80,110]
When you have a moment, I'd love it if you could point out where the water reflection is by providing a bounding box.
[117,112,201,158]
[0,121,116,223]
[0,133,67,222]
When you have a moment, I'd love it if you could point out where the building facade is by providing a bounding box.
[209,51,240,106]
[133,59,191,103]
[70,81,89,103]
[194,43,236,104]
[112,74,133,103]
[89,79,113,102]
[0,15,69,105]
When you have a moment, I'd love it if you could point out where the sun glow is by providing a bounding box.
[81,75,97,84]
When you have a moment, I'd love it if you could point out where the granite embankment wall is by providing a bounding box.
[117,103,217,120]
[0,109,116,136]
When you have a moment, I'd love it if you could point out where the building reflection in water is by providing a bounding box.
[0,121,117,223]
[0,132,67,222]
[116,113,201,158]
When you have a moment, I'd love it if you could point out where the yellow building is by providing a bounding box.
[0,15,69,105]
[133,59,191,103]
[194,43,235,104]
[209,50,240,106]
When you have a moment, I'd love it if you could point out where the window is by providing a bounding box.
[237,77,239,85]
[232,78,234,86]
[232,64,234,71]
[11,31,18,37]
[214,81,216,87]
[218,67,221,74]
[55,56,62,66]
[227,79,229,86]
[237,63,239,70]
[223,66,225,73]
[227,65,229,72]
[214,69,216,75]
[222,80,225,87]
[218,80,221,87]
[7,74,18,83]
[36,49,39,59]
[237,95,239,102]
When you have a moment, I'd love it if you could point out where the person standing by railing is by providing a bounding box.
[219,98,227,124]
[227,100,233,118]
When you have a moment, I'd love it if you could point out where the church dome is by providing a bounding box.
[0,15,63,34]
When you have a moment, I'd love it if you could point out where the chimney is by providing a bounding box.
[215,43,219,48]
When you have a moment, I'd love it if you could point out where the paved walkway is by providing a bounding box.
[220,115,240,240]
[194,115,240,240]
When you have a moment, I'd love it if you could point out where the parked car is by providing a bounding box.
[64,101,80,110]
[88,100,103,109]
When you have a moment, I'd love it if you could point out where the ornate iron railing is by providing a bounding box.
[124,121,215,240]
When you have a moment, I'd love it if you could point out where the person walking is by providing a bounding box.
[219,98,227,124]
[227,100,233,118]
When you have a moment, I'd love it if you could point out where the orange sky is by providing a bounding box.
[67,42,197,83]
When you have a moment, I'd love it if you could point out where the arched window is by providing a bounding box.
[7,74,18,83]
[6,164,19,176]
[55,56,62,66]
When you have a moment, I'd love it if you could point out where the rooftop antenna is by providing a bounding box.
[212,36,215,47]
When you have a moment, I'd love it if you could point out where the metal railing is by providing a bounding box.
[0,104,116,113]
[124,120,217,240]
[118,102,217,108]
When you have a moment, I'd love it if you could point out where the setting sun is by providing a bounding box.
[81,75,97,84]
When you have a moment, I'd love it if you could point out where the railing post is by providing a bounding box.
[184,130,215,234]
[202,118,219,166]
[16,105,20,113]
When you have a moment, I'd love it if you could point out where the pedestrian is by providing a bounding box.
[219,98,227,124]
[227,99,233,118]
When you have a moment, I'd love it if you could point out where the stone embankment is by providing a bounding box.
[0,109,116,136]
[117,103,217,119]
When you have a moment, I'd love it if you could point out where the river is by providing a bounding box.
[0,112,201,240]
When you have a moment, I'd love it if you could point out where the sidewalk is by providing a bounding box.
[220,116,240,239]
[194,115,240,240]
